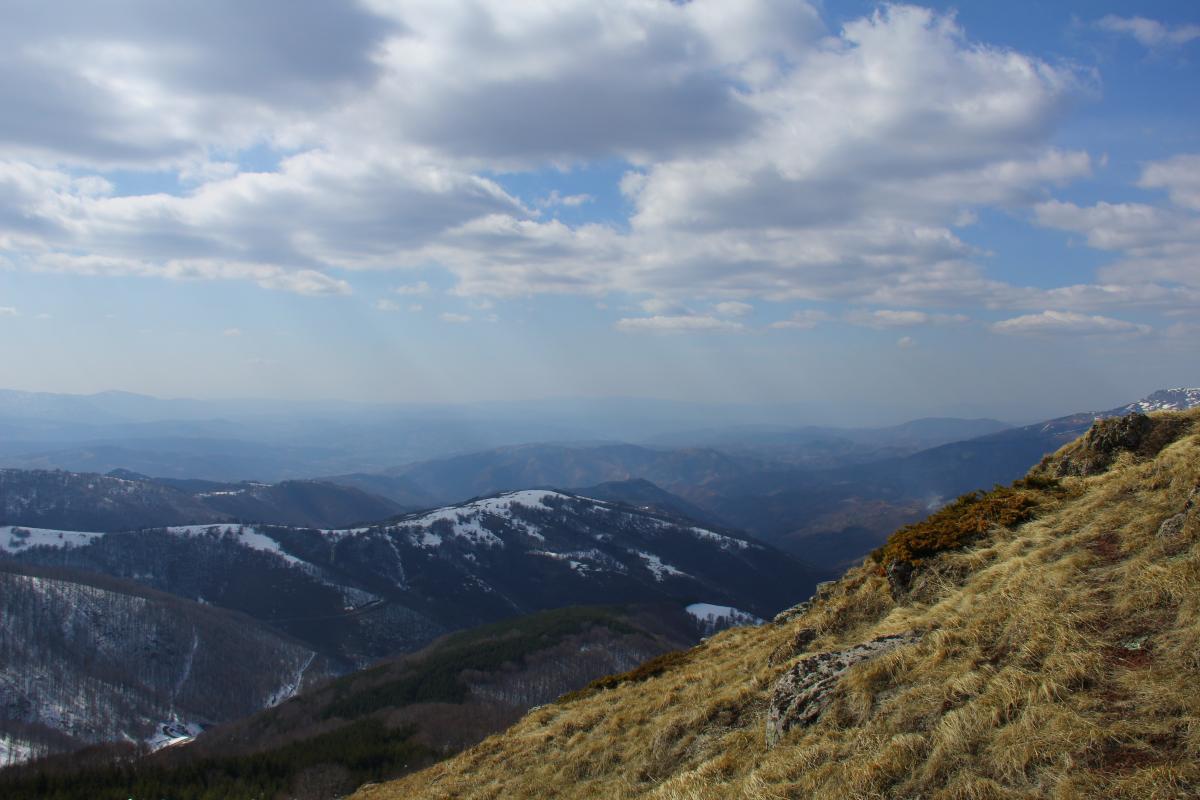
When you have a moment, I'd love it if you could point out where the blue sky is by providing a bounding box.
[0,0,1197,423]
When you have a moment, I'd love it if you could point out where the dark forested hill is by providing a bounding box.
[0,561,332,766]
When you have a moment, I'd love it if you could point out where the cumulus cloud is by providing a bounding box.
[0,306,17,316]
[844,309,969,328]
[991,310,1151,337]
[1139,154,1200,211]
[375,299,401,312]
[404,5,1091,303]
[713,301,753,317]
[440,312,471,323]
[770,309,830,330]
[639,298,689,315]
[222,327,242,336]
[896,336,917,348]
[615,315,743,333]
[393,281,431,295]
[1034,154,1200,292]
[1096,15,1200,50]
[538,191,593,209]
[0,0,395,166]
[0,0,1157,318]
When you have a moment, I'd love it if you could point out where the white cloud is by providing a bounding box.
[896,336,916,348]
[0,1,395,167]
[0,306,17,316]
[222,327,242,337]
[770,309,830,330]
[403,5,1091,305]
[1034,155,1200,292]
[440,312,471,323]
[639,298,689,315]
[991,310,1151,337]
[1096,15,1200,50]
[0,1,1135,317]
[538,191,593,209]
[1139,154,1200,211]
[844,309,969,328]
[615,315,743,333]
[713,301,753,317]
[393,281,431,296]
[375,299,401,312]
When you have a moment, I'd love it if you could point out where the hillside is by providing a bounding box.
[0,562,330,765]
[357,408,1200,799]
[3,491,821,669]
[0,605,698,799]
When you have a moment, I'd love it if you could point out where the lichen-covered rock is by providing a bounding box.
[772,600,812,625]
[1158,485,1199,539]
[1047,412,1194,478]
[1054,413,1154,477]
[765,631,922,747]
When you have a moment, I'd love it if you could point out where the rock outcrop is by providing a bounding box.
[765,631,922,747]
[1158,485,1199,540]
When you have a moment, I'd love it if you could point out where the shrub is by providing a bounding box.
[871,486,1039,568]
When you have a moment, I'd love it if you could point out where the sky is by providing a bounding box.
[0,0,1197,423]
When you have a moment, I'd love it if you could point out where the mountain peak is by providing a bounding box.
[1113,387,1200,416]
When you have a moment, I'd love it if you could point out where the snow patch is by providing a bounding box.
[146,720,204,752]
[0,734,40,767]
[390,490,568,549]
[0,525,103,553]
[635,551,687,581]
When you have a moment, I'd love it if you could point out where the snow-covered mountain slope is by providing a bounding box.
[0,561,331,765]
[2,491,825,671]
[1109,387,1200,415]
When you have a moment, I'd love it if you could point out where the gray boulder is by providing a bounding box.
[766,631,922,747]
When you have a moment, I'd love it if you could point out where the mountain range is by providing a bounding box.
[343,406,1200,800]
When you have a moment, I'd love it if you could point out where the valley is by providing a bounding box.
[1,387,1197,797]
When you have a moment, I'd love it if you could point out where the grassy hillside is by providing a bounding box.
[358,409,1200,799]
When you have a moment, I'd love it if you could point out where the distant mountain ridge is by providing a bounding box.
[0,469,405,531]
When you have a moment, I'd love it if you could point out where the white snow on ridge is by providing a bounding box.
[1123,387,1200,414]
[0,525,103,553]
[164,525,305,566]
[687,526,751,550]
[635,551,687,581]
[372,490,570,549]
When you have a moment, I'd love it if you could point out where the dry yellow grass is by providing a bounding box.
[355,410,1200,800]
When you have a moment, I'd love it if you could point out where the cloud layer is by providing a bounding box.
[0,0,1191,347]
